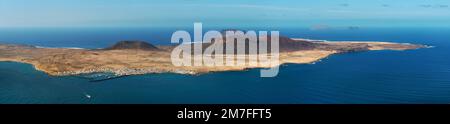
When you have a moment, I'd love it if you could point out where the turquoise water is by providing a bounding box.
[0,27,449,104]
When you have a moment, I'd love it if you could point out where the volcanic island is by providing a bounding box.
[0,34,426,77]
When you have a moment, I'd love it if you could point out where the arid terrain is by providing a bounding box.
[0,36,426,76]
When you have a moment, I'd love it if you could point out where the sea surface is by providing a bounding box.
[0,27,449,104]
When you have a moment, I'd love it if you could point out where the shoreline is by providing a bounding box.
[0,39,426,77]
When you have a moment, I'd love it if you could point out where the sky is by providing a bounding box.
[0,0,450,28]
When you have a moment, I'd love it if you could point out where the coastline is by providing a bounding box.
[0,39,426,77]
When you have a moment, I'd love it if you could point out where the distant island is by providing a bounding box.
[0,35,426,77]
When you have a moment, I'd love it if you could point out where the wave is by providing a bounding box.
[292,38,417,43]
[291,38,328,42]
[292,38,394,43]
[35,46,86,49]
[424,45,435,48]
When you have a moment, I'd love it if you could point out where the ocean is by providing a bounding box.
[0,27,449,104]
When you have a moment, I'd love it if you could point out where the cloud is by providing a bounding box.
[419,4,432,8]
[347,26,360,30]
[419,4,449,8]
[438,5,449,8]
[180,4,309,12]
[339,3,349,7]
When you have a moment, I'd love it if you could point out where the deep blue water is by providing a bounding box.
[0,27,449,104]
